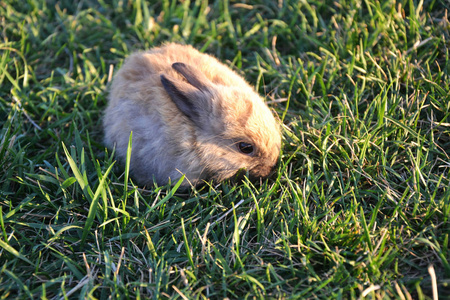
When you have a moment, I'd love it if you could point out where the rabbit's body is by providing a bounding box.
[104,43,281,187]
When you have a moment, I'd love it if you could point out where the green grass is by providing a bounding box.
[1,0,450,298]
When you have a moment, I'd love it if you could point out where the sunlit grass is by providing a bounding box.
[1,0,449,298]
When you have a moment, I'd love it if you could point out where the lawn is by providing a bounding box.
[1,0,449,298]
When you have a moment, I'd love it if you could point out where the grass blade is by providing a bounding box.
[81,161,115,245]
[0,238,33,265]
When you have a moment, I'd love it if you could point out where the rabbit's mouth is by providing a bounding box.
[230,161,279,184]
[249,162,278,179]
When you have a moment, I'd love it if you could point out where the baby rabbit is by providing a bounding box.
[103,43,281,187]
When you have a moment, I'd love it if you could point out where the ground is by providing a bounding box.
[0,0,449,298]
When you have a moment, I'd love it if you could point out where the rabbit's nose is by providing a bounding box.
[249,161,277,179]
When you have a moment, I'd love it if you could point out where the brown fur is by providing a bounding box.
[103,43,281,187]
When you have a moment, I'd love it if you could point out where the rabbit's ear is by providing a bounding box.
[171,62,211,91]
[160,74,210,126]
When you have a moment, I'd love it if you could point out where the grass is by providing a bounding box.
[1,0,450,298]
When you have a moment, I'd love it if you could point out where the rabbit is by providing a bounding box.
[103,43,281,187]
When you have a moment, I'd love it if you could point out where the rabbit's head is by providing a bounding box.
[160,62,281,183]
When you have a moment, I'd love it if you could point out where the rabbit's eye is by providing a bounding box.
[238,142,254,155]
